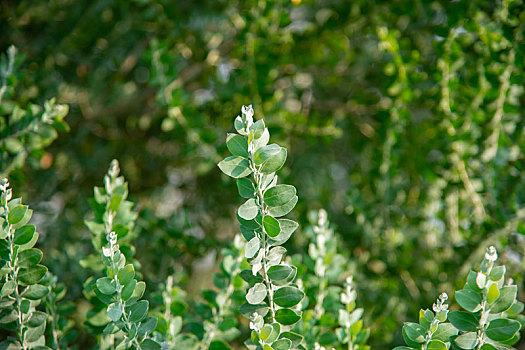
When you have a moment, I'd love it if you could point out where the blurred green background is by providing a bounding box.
[2,0,525,347]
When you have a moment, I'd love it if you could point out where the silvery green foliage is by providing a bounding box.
[395,247,523,350]
[293,210,369,350]
[395,293,457,350]
[0,46,69,178]
[197,234,245,349]
[154,275,199,349]
[83,160,161,349]
[42,273,77,349]
[218,105,304,349]
[0,178,51,349]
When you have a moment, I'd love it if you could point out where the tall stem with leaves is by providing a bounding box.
[83,160,161,350]
[0,178,51,349]
[218,105,305,349]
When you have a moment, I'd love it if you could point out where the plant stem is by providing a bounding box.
[250,157,276,322]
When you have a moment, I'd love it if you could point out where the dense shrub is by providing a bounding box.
[1,0,525,348]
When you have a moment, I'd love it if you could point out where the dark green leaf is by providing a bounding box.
[485,318,520,342]
[237,178,255,199]
[18,265,47,285]
[13,225,35,245]
[263,215,280,237]
[226,133,249,157]
[273,286,304,308]
[275,308,301,325]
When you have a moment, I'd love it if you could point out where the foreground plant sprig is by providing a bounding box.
[218,105,304,349]
[395,246,523,350]
[84,160,161,350]
[0,178,51,349]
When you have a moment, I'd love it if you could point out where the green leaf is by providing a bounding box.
[260,325,274,342]
[271,338,292,350]
[403,323,425,343]
[234,116,248,135]
[237,178,255,199]
[254,144,281,165]
[261,148,287,174]
[1,281,16,297]
[239,302,269,318]
[121,279,137,301]
[27,311,48,328]
[24,321,45,342]
[268,196,297,218]
[17,248,43,268]
[489,266,505,281]
[431,323,458,342]
[117,264,135,285]
[448,311,479,332]
[263,215,280,237]
[267,265,293,282]
[452,332,478,349]
[490,285,517,313]
[127,300,149,323]
[245,237,260,258]
[246,283,267,305]
[486,283,500,304]
[279,332,303,348]
[107,302,122,322]
[208,340,232,350]
[21,284,49,300]
[96,277,116,295]
[275,308,301,325]
[140,339,162,350]
[270,219,298,245]
[0,340,22,350]
[273,286,304,307]
[138,316,157,337]
[455,289,482,312]
[18,264,47,285]
[13,225,35,245]
[479,344,497,350]
[426,340,447,350]
[0,309,18,324]
[238,199,258,220]
[264,185,296,207]
[485,318,521,342]
[218,156,252,178]
[8,205,28,225]
[226,133,249,157]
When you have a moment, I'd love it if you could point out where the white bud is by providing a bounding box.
[108,159,120,178]
[102,246,113,257]
[485,246,498,262]
[0,178,9,192]
[107,232,118,245]
[318,209,327,226]
[6,188,12,201]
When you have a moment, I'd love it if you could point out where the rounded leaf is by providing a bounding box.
[237,178,255,199]
[246,283,267,305]
[226,133,249,157]
[218,156,252,178]
[238,199,259,220]
[13,225,36,245]
[275,308,301,325]
[263,215,280,238]
[18,265,47,285]
[263,185,296,207]
[485,318,521,342]
[273,286,304,308]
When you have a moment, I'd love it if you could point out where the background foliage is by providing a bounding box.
[1,0,525,348]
